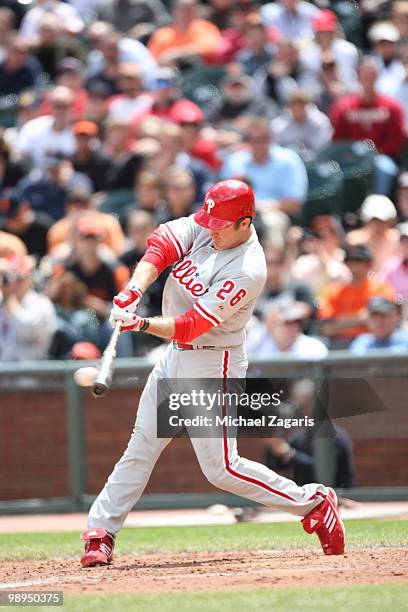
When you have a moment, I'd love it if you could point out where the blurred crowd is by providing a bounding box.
[1,0,408,362]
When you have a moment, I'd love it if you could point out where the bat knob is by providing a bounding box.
[92,382,108,398]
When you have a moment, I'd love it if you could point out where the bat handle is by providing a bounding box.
[92,320,122,397]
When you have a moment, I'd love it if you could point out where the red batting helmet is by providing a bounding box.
[194,179,256,230]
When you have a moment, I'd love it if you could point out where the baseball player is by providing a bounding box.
[80,180,345,566]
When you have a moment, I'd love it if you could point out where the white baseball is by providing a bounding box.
[73,366,98,387]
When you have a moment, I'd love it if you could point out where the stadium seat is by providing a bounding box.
[316,140,376,220]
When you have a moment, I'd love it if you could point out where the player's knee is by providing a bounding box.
[201,464,233,489]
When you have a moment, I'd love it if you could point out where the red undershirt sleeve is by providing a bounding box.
[172,307,216,343]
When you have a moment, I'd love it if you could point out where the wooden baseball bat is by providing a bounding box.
[92,320,122,397]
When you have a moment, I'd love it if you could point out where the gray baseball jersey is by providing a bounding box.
[161,215,267,347]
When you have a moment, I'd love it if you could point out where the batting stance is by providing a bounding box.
[81,180,345,566]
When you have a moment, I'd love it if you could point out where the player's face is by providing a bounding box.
[208,220,251,250]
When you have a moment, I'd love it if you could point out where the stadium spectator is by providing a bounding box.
[260,38,317,106]
[0,254,57,360]
[102,117,144,190]
[381,223,408,307]
[146,68,212,145]
[71,121,113,193]
[0,230,27,257]
[167,100,222,171]
[290,215,350,297]
[37,58,89,121]
[317,244,396,347]
[0,8,15,62]
[0,191,52,258]
[46,188,125,257]
[330,57,405,195]
[107,62,152,122]
[82,82,110,128]
[0,34,41,99]
[390,44,408,133]
[86,32,125,97]
[14,86,76,169]
[261,0,319,41]
[147,0,222,66]
[0,3,25,30]
[206,73,277,125]
[368,22,404,96]
[61,216,129,311]
[271,89,333,154]
[396,172,408,221]
[349,297,408,354]
[0,129,27,190]
[68,0,101,25]
[159,165,197,223]
[220,117,308,216]
[86,24,158,88]
[31,14,85,83]
[97,0,170,32]
[346,195,399,274]
[213,0,258,64]
[265,378,356,488]
[256,243,315,316]
[121,210,156,272]
[19,0,84,42]
[45,269,115,359]
[236,11,276,75]
[145,120,213,201]
[302,9,359,91]
[205,0,236,32]
[392,1,408,46]
[15,154,92,222]
[315,51,348,115]
[132,170,165,219]
[246,300,328,359]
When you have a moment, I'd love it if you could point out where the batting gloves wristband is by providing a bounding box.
[113,283,143,313]
[109,307,150,332]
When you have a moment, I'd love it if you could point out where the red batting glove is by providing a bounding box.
[113,285,143,313]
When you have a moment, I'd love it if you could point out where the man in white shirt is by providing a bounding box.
[220,117,308,216]
[388,45,408,131]
[271,89,333,154]
[14,86,76,169]
[107,63,153,121]
[86,28,158,88]
[261,0,319,41]
[368,22,405,95]
[19,0,84,40]
[0,255,57,361]
[246,300,328,359]
[301,9,359,91]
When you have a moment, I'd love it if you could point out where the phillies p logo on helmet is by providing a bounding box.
[205,198,216,214]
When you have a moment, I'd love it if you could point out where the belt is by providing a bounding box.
[173,341,238,351]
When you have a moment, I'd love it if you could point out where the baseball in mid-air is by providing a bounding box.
[74,366,98,387]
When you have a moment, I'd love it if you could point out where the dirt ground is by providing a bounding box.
[1,548,407,594]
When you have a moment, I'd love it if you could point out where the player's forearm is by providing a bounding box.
[129,261,159,293]
[144,316,175,340]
